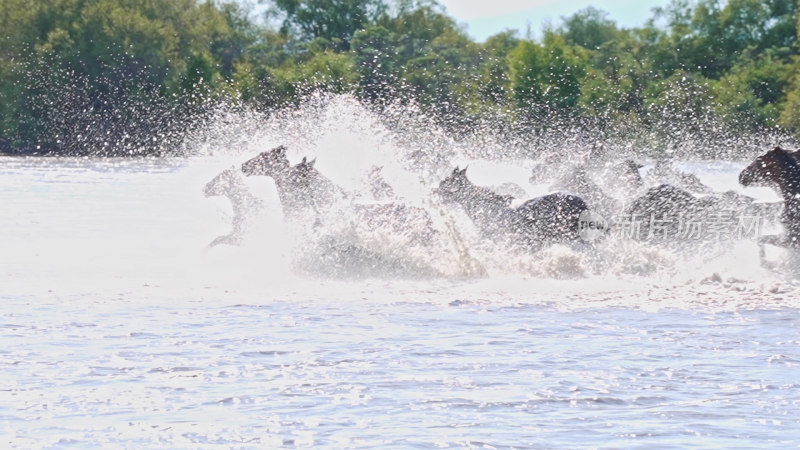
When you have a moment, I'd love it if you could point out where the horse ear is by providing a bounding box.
[277,146,286,156]
[301,156,307,164]
[460,166,468,175]
[308,158,316,168]
[452,166,460,174]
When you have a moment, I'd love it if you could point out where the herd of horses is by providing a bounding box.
[204,144,800,261]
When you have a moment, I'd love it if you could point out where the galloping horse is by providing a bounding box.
[740,146,800,247]
[203,168,263,247]
[436,167,588,248]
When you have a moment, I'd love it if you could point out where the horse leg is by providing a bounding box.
[209,234,240,247]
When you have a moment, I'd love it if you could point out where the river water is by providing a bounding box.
[3,91,800,447]
[1,152,799,448]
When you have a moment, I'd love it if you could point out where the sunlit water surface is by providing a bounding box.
[2,155,800,448]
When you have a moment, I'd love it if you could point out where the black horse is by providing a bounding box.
[740,146,800,247]
[436,167,588,248]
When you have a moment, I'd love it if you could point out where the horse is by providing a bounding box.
[533,158,643,215]
[290,157,347,209]
[436,167,588,249]
[740,146,800,247]
[203,168,263,247]
[436,166,516,232]
[623,181,780,243]
[627,184,697,218]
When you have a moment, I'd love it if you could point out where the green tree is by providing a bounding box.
[649,0,797,79]
[508,35,588,118]
[643,71,718,148]
[268,0,388,50]
[457,30,520,111]
[351,25,400,102]
[560,7,620,50]
[0,0,243,154]
[713,50,791,131]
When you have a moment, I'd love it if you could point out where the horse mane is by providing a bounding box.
[767,147,800,191]
[771,146,800,166]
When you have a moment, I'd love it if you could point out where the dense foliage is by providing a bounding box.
[0,0,799,155]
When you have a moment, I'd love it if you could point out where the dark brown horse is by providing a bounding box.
[436,167,588,248]
[740,146,800,246]
[623,184,700,239]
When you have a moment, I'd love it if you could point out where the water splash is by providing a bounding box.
[184,93,798,293]
[3,92,799,309]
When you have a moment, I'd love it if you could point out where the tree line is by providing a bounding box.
[0,0,798,156]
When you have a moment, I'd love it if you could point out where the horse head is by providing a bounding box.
[739,147,800,194]
[241,145,290,177]
[204,168,243,198]
[435,166,471,202]
[621,160,644,184]
[289,156,320,186]
[296,156,316,172]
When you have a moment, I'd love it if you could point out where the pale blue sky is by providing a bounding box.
[438,0,672,41]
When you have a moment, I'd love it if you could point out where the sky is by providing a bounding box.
[437,0,672,41]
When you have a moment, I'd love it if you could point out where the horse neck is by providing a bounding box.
[304,168,339,193]
[270,174,303,212]
[296,167,345,203]
[457,183,510,220]
[223,180,258,216]
[477,185,510,206]
[268,168,331,215]
[233,190,259,215]
[773,157,800,201]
